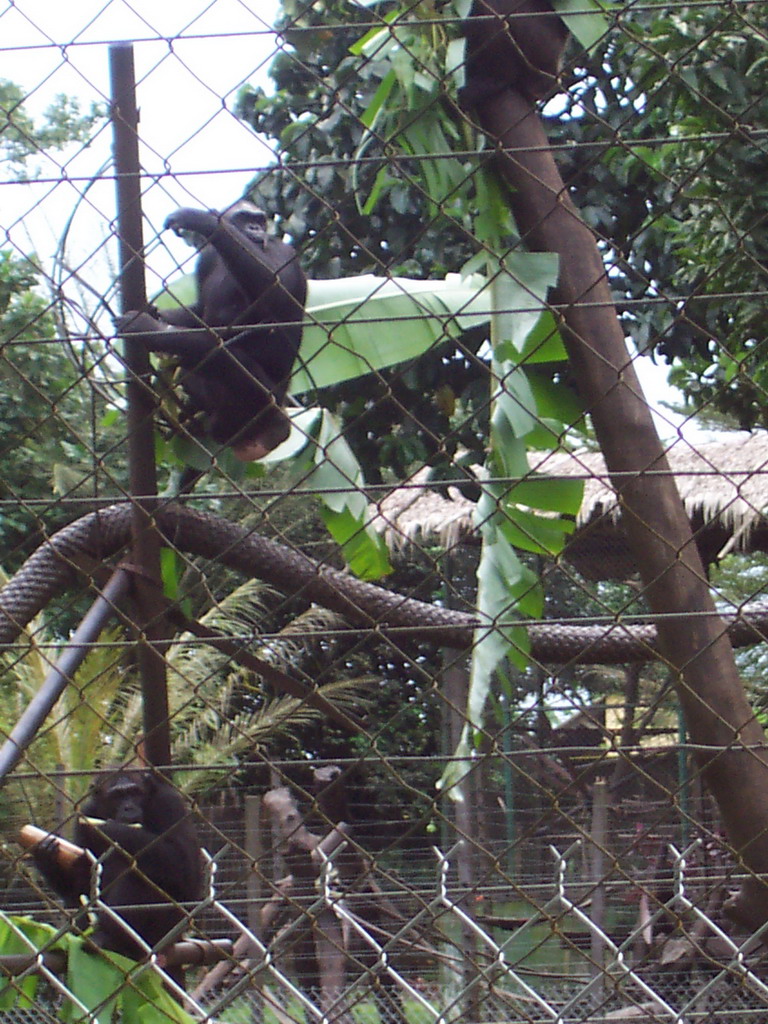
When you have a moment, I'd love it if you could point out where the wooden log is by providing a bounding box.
[0,938,234,977]
[17,825,84,868]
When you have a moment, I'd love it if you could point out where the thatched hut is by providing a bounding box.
[370,431,768,580]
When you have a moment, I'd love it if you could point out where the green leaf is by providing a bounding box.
[490,262,558,354]
[100,407,122,429]
[492,428,532,480]
[359,69,397,128]
[154,275,196,310]
[506,475,584,515]
[446,36,467,90]
[349,9,401,58]
[524,370,583,426]
[473,533,540,674]
[321,507,392,581]
[124,969,196,1024]
[519,310,568,363]
[160,548,194,619]
[439,534,537,798]
[0,914,48,1008]
[299,410,392,579]
[294,273,495,393]
[492,364,539,438]
[302,410,366,516]
[361,164,397,216]
[167,434,218,472]
[555,0,613,52]
[440,253,567,799]
[0,916,196,1024]
[154,262,561,398]
[65,941,120,1024]
[497,505,576,557]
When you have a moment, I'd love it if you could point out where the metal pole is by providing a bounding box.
[0,569,130,784]
[678,701,690,847]
[590,778,608,992]
[501,694,515,876]
[109,42,171,768]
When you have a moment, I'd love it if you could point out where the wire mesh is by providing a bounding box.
[2,0,768,1021]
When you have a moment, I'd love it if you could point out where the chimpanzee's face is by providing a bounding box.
[101,776,146,824]
[224,201,268,244]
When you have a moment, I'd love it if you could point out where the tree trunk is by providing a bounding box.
[610,663,642,795]
[473,88,768,929]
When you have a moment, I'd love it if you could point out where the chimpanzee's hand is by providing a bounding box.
[114,310,163,337]
[164,207,219,238]
[33,834,60,863]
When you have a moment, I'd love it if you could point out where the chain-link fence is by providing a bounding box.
[1,1,768,1021]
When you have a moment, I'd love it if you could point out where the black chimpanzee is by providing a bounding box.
[461,0,570,106]
[115,199,307,462]
[32,767,202,963]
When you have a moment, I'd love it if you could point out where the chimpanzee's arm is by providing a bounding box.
[156,305,203,329]
[115,310,226,359]
[78,819,188,883]
[78,819,155,856]
[165,207,306,315]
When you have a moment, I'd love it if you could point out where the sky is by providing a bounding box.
[0,0,706,444]
[1,0,282,300]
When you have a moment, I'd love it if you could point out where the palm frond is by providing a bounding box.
[174,677,373,792]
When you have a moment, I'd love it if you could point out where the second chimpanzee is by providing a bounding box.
[33,767,202,962]
[462,0,570,106]
[116,200,307,462]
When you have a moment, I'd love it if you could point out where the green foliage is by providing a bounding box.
[638,9,768,427]
[295,273,496,392]
[0,84,112,563]
[0,249,99,562]
[155,263,569,580]
[441,273,583,796]
[0,616,138,820]
[555,0,614,52]
[295,408,392,579]
[710,552,768,711]
[142,583,375,788]
[549,4,768,428]
[0,914,193,1023]
[0,79,103,174]
[236,0,588,486]
[234,0,593,790]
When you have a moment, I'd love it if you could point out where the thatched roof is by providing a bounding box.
[369,469,475,553]
[531,431,768,532]
[370,432,768,579]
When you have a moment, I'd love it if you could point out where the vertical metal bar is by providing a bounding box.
[677,702,690,847]
[590,777,607,991]
[501,695,515,875]
[109,43,171,768]
[245,796,262,938]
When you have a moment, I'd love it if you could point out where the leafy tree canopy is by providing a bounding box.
[239,1,768,453]
[548,4,768,427]
[0,79,102,173]
[0,84,107,564]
